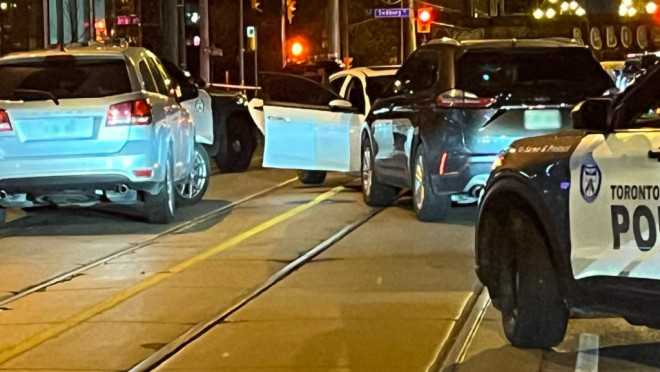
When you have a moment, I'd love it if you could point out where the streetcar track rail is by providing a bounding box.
[0,177,297,307]
[431,286,491,372]
[129,204,388,372]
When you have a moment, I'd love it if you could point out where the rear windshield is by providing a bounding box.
[0,58,132,100]
[456,48,614,104]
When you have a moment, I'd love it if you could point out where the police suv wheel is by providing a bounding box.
[176,143,211,206]
[215,116,256,173]
[145,153,176,224]
[412,145,451,222]
[297,170,327,185]
[499,210,568,349]
[361,138,396,207]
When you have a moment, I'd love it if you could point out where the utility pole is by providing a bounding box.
[404,0,416,57]
[56,0,64,50]
[199,0,210,82]
[162,0,179,65]
[239,0,245,85]
[177,0,186,69]
[328,0,340,60]
[281,0,286,68]
[340,0,348,59]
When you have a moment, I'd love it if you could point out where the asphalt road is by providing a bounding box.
[0,164,659,371]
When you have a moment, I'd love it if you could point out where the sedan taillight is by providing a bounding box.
[107,99,152,126]
[0,109,12,132]
[436,89,496,108]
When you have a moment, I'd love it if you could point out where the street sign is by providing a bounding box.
[374,8,411,18]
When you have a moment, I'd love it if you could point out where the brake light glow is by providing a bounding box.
[0,109,12,132]
[436,89,496,108]
[439,152,449,175]
[107,99,152,126]
[133,169,153,178]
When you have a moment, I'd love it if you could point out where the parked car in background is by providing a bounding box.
[206,88,259,173]
[248,66,398,185]
[160,59,212,204]
[361,38,615,221]
[0,46,201,224]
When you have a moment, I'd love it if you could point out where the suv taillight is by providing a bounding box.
[107,99,152,126]
[0,109,12,132]
[436,89,496,108]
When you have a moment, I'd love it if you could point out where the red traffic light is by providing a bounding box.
[417,8,433,33]
[419,9,431,23]
[291,42,304,57]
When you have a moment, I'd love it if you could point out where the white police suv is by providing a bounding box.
[476,55,660,348]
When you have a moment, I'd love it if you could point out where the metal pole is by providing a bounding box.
[177,0,186,68]
[43,0,49,48]
[281,0,286,69]
[199,0,210,82]
[329,0,340,60]
[404,0,416,57]
[340,0,348,59]
[57,0,64,50]
[89,0,95,42]
[254,29,258,87]
[400,0,404,63]
[239,0,244,85]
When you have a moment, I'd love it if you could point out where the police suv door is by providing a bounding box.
[570,68,660,281]
[260,73,360,172]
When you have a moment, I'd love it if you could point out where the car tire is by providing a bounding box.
[144,153,176,224]
[176,143,211,206]
[0,207,6,226]
[499,210,568,349]
[215,116,256,173]
[412,145,451,222]
[297,170,327,185]
[361,138,396,206]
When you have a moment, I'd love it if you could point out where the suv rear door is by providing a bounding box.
[0,56,139,159]
[259,73,361,172]
[455,47,614,156]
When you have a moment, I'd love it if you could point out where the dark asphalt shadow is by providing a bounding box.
[394,196,478,227]
[0,199,233,237]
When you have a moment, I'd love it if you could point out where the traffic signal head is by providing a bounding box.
[287,0,296,24]
[291,42,304,57]
[417,8,433,34]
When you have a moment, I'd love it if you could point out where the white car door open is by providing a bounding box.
[263,104,359,172]
[259,73,361,173]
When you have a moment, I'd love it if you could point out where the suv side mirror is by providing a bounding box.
[329,99,359,113]
[572,98,613,132]
[194,77,207,89]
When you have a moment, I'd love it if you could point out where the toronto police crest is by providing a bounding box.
[194,99,204,113]
[580,154,601,203]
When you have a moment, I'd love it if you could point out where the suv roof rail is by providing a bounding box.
[426,37,461,46]
[539,37,584,45]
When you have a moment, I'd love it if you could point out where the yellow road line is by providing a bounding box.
[0,186,345,365]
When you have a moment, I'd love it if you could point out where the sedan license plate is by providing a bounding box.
[524,110,561,130]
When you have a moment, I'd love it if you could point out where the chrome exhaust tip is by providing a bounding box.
[116,184,130,194]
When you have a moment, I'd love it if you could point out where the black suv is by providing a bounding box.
[361,38,614,221]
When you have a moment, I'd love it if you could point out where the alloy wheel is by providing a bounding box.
[362,146,372,196]
[414,154,425,210]
[176,149,208,200]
